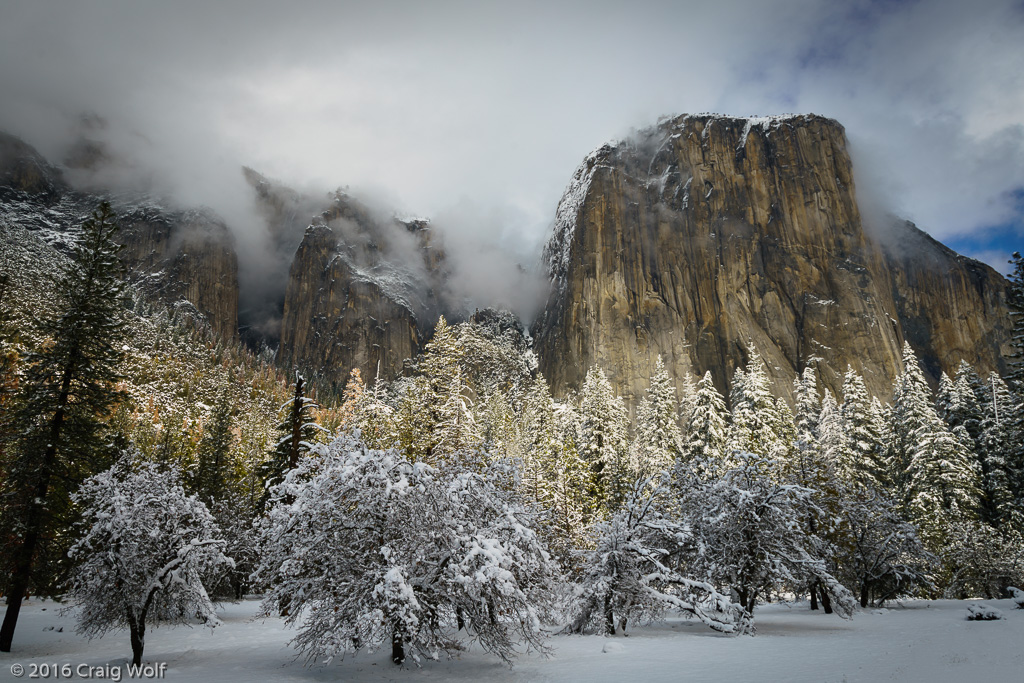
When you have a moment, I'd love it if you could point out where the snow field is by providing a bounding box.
[2,597,1021,683]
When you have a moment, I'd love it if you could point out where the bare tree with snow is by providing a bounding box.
[253,433,560,666]
[66,457,232,665]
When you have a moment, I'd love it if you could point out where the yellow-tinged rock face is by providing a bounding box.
[533,114,1011,405]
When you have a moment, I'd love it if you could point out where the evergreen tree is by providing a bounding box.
[632,356,683,478]
[976,373,1018,528]
[349,366,397,450]
[395,316,478,461]
[578,366,630,510]
[728,345,785,460]
[1004,251,1024,392]
[680,371,728,472]
[1003,251,1024,514]
[193,392,235,505]
[840,368,888,492]
[1,202,128,652]
[890,343,981,544]
[258,372,321,510]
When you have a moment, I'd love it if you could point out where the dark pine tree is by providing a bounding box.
[1,202,127,652]
[192,392,235,505]
[259,372,320,510]
[1003,251,1024,514]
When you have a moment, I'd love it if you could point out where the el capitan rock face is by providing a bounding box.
[532,114,1011,403]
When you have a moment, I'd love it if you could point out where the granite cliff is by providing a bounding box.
[532,114,1011,402]
[276,190,445,392]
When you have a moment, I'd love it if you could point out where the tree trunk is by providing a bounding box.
[860,582,870,608]
[819,585,833,614]
[127,611,146,666]
[604,596,615,635]
[809,581,819,610]
[456,609,465,631]
[0,398,67,652]
[0,332,80,653]
[391,627,405,665]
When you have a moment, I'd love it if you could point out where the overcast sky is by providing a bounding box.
[1,0,1022,276]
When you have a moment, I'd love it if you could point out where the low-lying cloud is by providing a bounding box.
[0,0,1021,328]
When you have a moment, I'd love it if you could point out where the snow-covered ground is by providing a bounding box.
[2,598,1021,682]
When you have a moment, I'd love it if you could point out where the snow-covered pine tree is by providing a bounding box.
[840,368,888,492]
[977,373,1018,528]
[569,476,743,636]
[1004,251,1024,392]
[890,343,981,544]
[254,433,559,666]
[727,345,786,462]
[396,317,479,462]
[680,370,729,473]
[517,374,594,566]
[789,368,846,612]
[631,356,683,478]
[354,366,398,449]
[578,366,630,511]
[818,390,852,483]
[66,457,232,665]
[678,371,698,434]
[676,452,857,624]
[1,201,128,652]
[1002,251,1024,519]
[793,367,821,459]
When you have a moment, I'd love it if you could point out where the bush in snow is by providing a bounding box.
[568,476,743,636]
[965,603,1004,621]
[253,433,560,666]
[65,457,232,665]
[1007,586,1024,608]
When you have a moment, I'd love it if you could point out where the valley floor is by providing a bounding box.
[1,597,1021,682]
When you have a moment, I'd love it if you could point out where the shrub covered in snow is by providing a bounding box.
[65,457,232,665]
[1007,586,1024,609]
[253,434,560,666]
[965,603,1004,621]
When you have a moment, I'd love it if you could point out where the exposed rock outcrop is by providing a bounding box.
[532,114,1011,403]
[278,192,445,392]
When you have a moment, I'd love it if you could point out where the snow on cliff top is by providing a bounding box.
[542,114,829,285]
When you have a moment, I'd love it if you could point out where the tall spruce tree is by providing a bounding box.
[728,345,785,459]
[259,373,321,510]
[680,371,729,473]
[1,202,128,652]
[890,343,980,544]
[632,356,683,477]
[578,366,630,511]
[840,367,888,491]
[977,373,1018,528]
[193,392,235,505]
[1004,252,1024,516]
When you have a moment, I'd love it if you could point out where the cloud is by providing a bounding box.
[1,0,1022,326]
